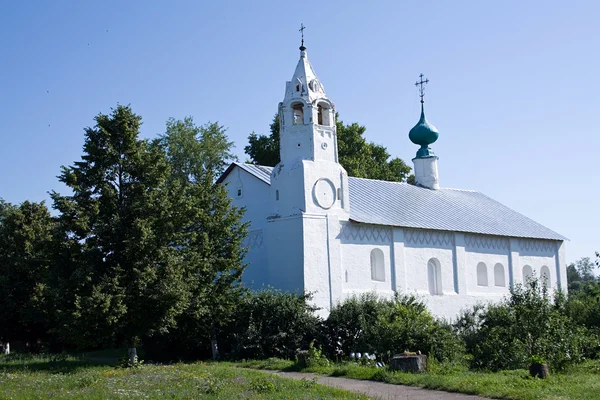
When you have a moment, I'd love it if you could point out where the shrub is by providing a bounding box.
[226,289,322,360]
[325,292,464,363]
[456,277,592,371]
[305,339,330,368]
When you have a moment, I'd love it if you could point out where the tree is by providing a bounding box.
[155,117,248,360]
[50,105,190,359]
[567,257,598,292]
[0,200,53,348]
[245,115,280,168]
[160,117,236,179]
[245,114,412,182]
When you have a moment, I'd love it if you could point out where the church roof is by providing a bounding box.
[222,162,566,241]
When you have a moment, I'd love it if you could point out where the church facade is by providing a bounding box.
[218,44,567,318]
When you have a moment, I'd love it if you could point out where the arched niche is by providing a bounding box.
[370,249,385,282]
[522,265,533,286]
[477,262,488,286]
[540,265,551,288]
[494,263,506,287]
[428,258,442,295]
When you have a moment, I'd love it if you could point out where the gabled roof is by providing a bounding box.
[219,162,566,241]
[217,162,272,185]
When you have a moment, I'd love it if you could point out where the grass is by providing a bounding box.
[0,353,368,399]
[237,358,600,400]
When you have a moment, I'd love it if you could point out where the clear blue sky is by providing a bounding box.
[1,1,598,263]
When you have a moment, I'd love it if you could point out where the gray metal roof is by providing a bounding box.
[348,177,566,241]
[217,162,272,185]
[222,163,566,241]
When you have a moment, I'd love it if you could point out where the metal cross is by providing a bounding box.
[299,23,306,47]
[415,73,429,103]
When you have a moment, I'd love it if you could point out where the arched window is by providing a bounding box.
[292,103,304,125]
[317,103,331,126]
[428,258,442,295]
[522,265,533,286]
[477,262,488,286]
[494,263,506,287]
[540,266,551,288]
[370,249,385,282]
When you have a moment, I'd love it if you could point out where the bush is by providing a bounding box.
[456,277,593,371]
[225,289,322,360]
[305,339,330,368]
[325,293,464,363]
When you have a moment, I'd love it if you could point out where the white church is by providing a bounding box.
[218,41,567,318]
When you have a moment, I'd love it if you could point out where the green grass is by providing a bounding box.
[238,358,600,400]
[0,354,368,399]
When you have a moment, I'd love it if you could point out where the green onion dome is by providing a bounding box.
[409,103,439,158]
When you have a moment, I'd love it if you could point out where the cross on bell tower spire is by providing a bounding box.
[299,23,306,51]
[415,73,429,104]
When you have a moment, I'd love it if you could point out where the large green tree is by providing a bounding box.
[160,117,236,179]
[155,117,247,360]
[50,105,190,358]
[245,114,412,182]
[0,200,53,347]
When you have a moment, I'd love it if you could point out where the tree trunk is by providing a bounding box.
[210,325,219,360]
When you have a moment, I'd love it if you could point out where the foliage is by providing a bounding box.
[115,355,144,369]
[245,114,412,182]
[0,200,54,346]
[146,117,248,361]
[159,117,236,179]
[225,289,322,360]
[245,115,281,168]
[567,256,598,292]
[456,277,594,371]
[305,339,330,368]
[529,355,546,365]
[49,105,192,350]
[325,293,463,363]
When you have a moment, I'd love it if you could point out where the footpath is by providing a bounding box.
[263,370,490,400]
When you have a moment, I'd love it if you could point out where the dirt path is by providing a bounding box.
[263,370,490,400]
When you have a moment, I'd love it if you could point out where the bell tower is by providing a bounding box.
[270,29,350,219]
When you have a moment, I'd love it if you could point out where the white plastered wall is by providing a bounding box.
[516,238,562,290]
[266,215,304,293]
[338,223,394,301]
[222,167,270,289]
[463,235,511,296]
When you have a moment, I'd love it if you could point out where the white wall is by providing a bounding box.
[266,215,304,292]
[464,234,511,295]
[403,228,456,296]
[338,223,394,297]
[517,238,560,290]
[222,167,270,289]
[332,225,564,320]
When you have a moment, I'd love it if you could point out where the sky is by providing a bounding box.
[0,1,598,263]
